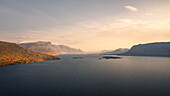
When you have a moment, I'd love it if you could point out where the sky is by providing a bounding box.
[0,0,170,52]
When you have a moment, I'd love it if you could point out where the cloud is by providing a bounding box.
[124,5,138,11]
[30,8,57,22]
[84,19,170,51]
[145,12,153,16]
[0,6,24,17]
[91,19,170,41]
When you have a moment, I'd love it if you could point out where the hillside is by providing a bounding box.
[121,42,170,57]
[0,41,60,65]
[101,48,129,55]
[18,41,83,55]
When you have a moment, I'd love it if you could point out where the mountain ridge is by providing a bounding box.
[18,41,83,55]
[121,42,170,57]
[101,48,129,55]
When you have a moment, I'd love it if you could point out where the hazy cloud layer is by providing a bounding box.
[0,0,170,52]
[124,5,138,11]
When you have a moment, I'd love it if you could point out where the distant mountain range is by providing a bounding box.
[1,40,170,65]
[18,41,83,55]
[0,41,60,65]
[101,48,129,55]
[121,42,170,57]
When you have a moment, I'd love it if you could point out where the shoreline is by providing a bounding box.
[0,56,61,66]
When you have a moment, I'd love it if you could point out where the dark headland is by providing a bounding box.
[121,42,170,57]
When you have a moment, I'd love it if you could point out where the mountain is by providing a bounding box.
[101,48,129,55]
[121,42,170,57]
[0,41,60,66]
[18,41,83,55]
[100,50,114,53]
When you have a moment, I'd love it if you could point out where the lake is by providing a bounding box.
[0,54,170,96]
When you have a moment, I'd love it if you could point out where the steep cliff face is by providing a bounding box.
[19,41,55,55]
[18,41,83,55]
[0,41,60,65]
[122,42,170,57]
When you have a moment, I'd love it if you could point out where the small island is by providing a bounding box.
[100,56,122,60]
[72,57,84,59]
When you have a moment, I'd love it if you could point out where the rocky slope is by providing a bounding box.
[0,41,60,65]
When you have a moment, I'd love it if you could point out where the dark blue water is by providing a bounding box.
[0,54,170,96]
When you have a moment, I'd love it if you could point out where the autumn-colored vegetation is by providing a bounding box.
[0,41,60,66]
[0,56,43,65]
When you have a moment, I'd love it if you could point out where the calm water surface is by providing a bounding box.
[0,54,170,96]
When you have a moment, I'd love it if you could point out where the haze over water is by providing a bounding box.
[0,54,170,96]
